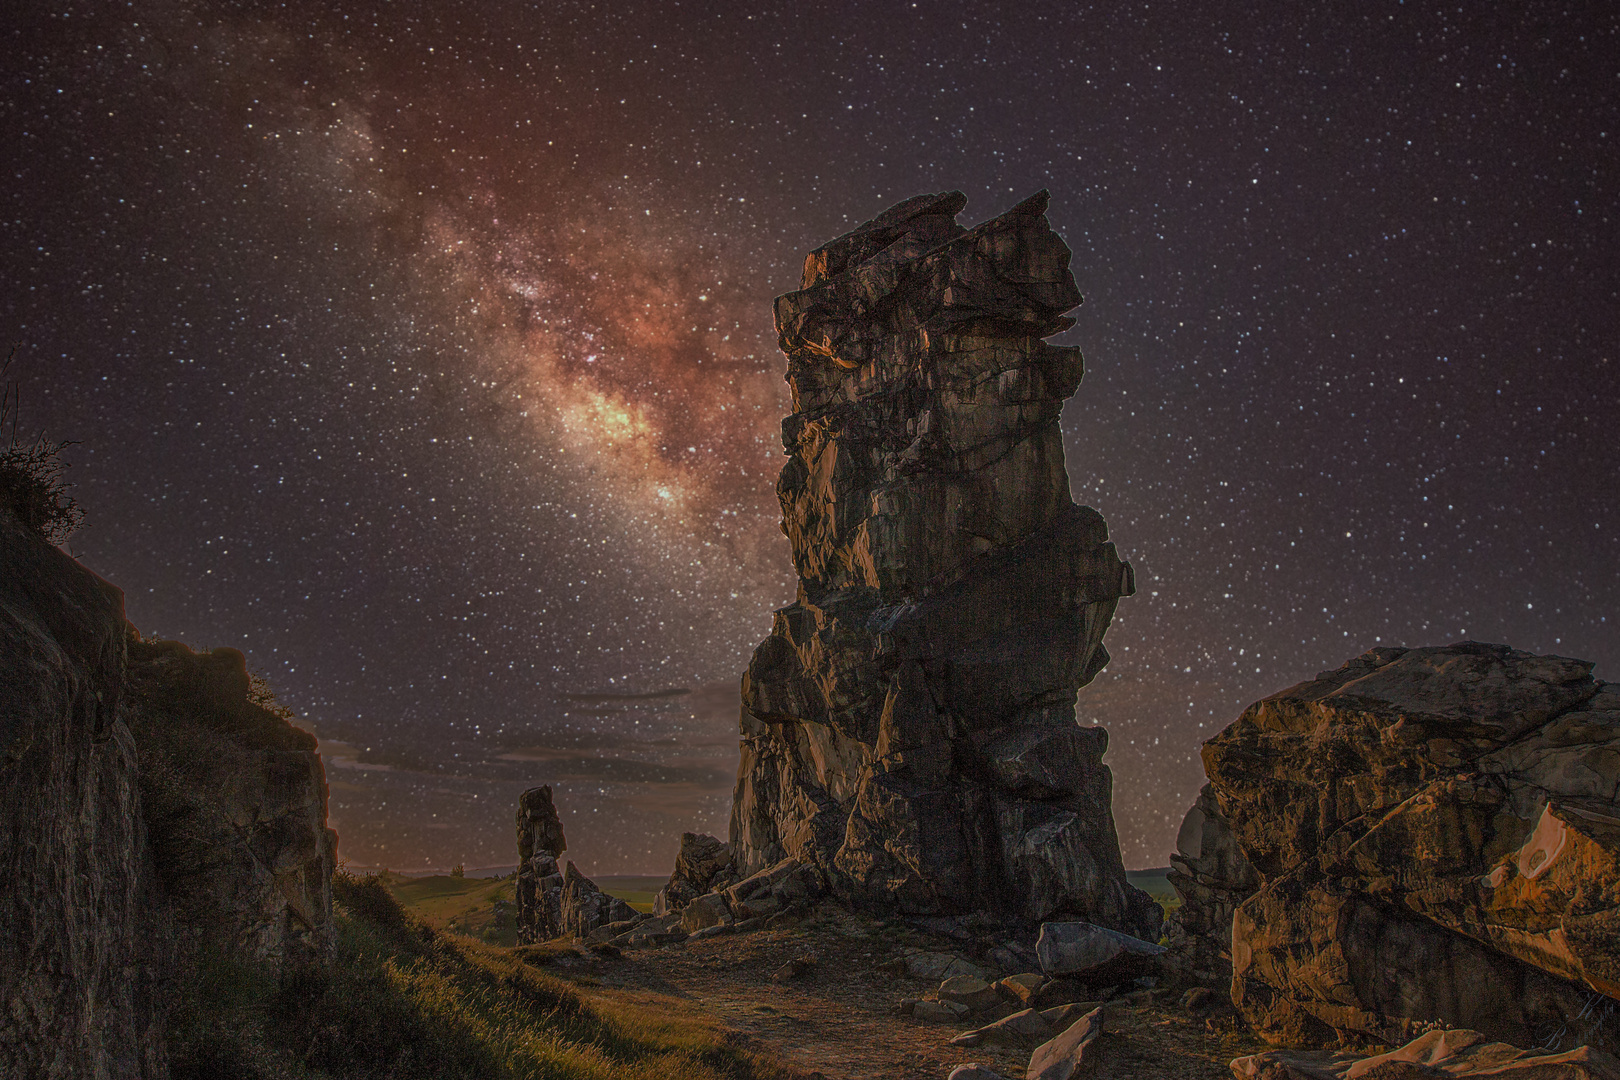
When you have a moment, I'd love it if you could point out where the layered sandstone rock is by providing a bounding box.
[1163,783,1256,984]
[730,190,1156,938]
[0,505,337,1077]
[1186,642,1620,1052]
[122,638,336,966]
[653,831,736,916]
[0,506,166,1077]
[515,785,567,942]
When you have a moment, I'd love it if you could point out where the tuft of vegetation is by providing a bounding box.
[165,869,797,1080]
[0,346,83,544]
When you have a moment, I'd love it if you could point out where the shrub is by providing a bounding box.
[0,347,83,544]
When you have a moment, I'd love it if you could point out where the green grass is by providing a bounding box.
[386,873,520,944]
[165,871,796,1080]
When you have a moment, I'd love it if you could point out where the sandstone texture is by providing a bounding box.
[1231,1028,1620,1080]
[0,505,336,1078]
[731,189,1155,939]
[123,637,336,966]
[0,506,165,1077]
[1178,642,1620,1052]
[1164,781,1257,985]
[515,785,567,942]
[654,831,737,915]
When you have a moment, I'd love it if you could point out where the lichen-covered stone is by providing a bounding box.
[730,190,1155,939]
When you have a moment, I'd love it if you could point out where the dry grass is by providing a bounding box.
[166,872,801,1080]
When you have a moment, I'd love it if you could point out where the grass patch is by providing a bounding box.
[166,871,796,1080]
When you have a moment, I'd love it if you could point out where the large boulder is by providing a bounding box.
[729,190,1157,940]
[1190,642,1620,1051]
[558,862,634,940]
[1232,1028,1620,1080]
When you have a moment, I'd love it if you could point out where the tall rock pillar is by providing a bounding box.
[731,190,1159,938]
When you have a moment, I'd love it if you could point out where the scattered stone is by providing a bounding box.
[772,956,815,983]
[904,950,988,982]
[948,1066,1012,1080]
[955,1008,1054,1049]
[679,892,732,934]
[1195,643,1620,1051]
[939,975,1001,1013]
[765,909,803,930]
[896,998,922,1016]
[1038,1002,1105,1029]
[1230,1028,1620,1080]
[1027,1005,1104,1080]
[997,973,1046,1006]
[1035,921,1164,978]
[950,1031,984,1047]
[728,190,1158,940]
[914,999,972,1022]
[687,923,734,941]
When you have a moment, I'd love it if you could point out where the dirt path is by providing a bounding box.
[533,906,1267,1080]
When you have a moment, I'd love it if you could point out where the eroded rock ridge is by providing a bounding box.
[731,190,1156,937]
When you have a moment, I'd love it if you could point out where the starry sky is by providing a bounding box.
[7,1,1616,874]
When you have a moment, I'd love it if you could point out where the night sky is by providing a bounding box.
[7,1,1616,874]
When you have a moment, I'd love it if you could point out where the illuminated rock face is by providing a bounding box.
[1192,641,1620,1052]
[730,190,1156,938]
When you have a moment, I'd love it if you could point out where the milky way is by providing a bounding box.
[8,1,1617,872]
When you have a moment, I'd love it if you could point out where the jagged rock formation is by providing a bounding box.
[654,832,738,916]
[123,639,336,965]
[515,785,567,942]
[1182,642,1620,1052]
[0,505,335,1078]
[558,862,637,940]
[730,189,1156,938]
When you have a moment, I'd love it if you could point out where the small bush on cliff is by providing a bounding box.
[0,348,82,544]
[167,868,794,1080]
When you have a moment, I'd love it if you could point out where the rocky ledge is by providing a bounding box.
[730,189,1157,940]
[1171,641,1620,1053]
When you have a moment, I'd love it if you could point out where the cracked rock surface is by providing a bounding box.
[730,190,1156,939]
[1181,641,1620,1052]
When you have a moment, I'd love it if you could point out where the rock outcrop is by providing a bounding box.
[730,189,1156,939]
[1182,642,1620,1052]
[0,505,166,1077]
[0,504,336,1078]
[558,862,635,940]
[653,831,737,916]
[515,785,567,942]
[122,638,336,966]
[1163,782,1256,985]
[1232,1028,1620,1080]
